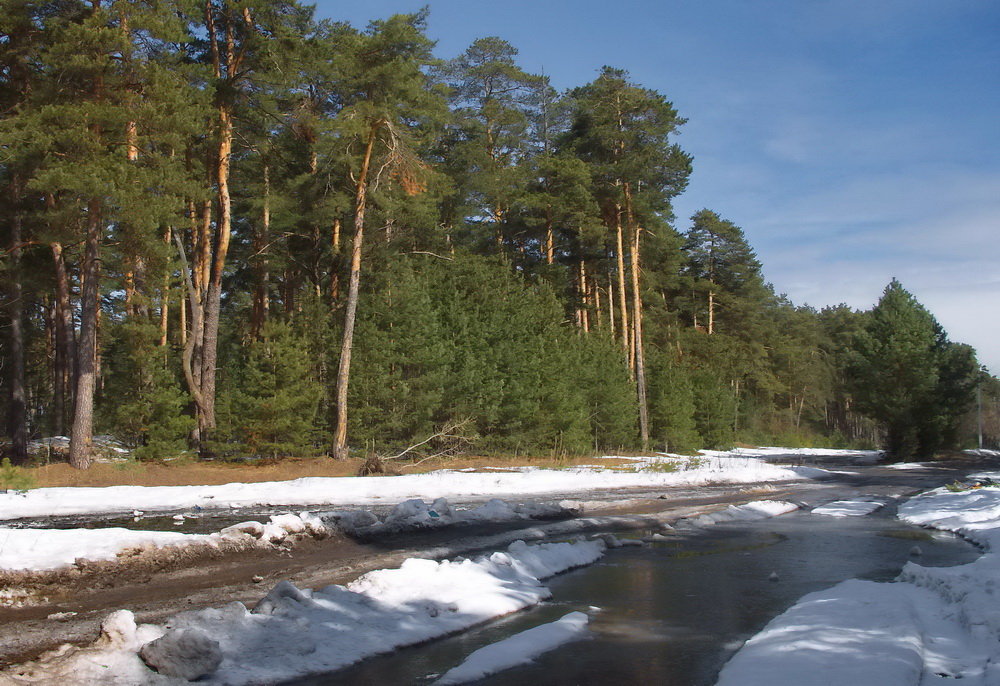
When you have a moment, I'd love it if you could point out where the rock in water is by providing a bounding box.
[140,628,223,680]
[768,571,780,582]
[910,545,923,556]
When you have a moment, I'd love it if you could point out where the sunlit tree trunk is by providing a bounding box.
[332,123,378,459]
[69,198,102,469]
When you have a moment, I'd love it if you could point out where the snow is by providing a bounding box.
[0,449,833,521]
[676,500,799,528]
[0,512,326,573]
[811,499,886,517]
[435,611,590,684]
[333,497,576,536]
[7,539,605,685]
[719,480,1000,685]
[0,527,203,572]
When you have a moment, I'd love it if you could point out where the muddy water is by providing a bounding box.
[293,507,979,685]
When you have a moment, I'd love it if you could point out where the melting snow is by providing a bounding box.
[719,478,1000,685]
[5,539,605,685]
[0,449,835,521]
[811,499,885,517]
[435,611,589,684]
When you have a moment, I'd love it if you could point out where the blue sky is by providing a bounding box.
[315,0,1000,372]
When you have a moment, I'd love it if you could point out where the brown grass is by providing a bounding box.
[26,453,643,489]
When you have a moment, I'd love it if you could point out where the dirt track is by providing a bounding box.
[0,458,979,669]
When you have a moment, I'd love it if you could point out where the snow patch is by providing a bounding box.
[812,499,885,517]
[0,449,832,522]
[3,539,604,685]
[0,512,327,573]
[721,481,1000,684]
[435,611,589,684]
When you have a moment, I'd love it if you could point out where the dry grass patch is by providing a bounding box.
[24,453,646,489]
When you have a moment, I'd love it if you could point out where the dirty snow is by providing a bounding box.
[718,478,1000,685]
[0,512,326,573]
[0,449,835,521]
[811,499,885,517]
[3,539,605,685]
[675,500,798,529]
[435,611,589,684]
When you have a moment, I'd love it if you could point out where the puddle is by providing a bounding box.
[290,510,979,685]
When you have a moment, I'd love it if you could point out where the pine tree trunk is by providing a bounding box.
[51,243,76,436]
[607,271,616,339]
[545,211,554,265]
[330,218,341,303]
[69,199,102,469]
[251,164,270,338]
[159,227,171,346]
[5,178,28,465]
[198,103,233,438]
[628,215,649,450]
[615,216,630,365]
[173,231,207,425]
[332,124,378,460]
[578,260,590,333]
[708,289,715,335]
[593,277,603,330]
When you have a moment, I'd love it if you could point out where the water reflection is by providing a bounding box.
[297,510,979,685]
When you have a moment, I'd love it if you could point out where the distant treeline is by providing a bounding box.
[0,3,992,467]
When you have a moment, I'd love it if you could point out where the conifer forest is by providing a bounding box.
[1,2,993,468]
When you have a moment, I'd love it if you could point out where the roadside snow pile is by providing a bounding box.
[718,479,1000,685]
[812,499,886,517]
[326,497,576,536]
[0,449,832,521]
[676,500,798,529]
[703,446,883,464]
[0,513,326,573]
[4,539,605,685]
[899,475,1000,549]
[435,611,590,684]
[716,579,991,685]
[965,449,1000,459]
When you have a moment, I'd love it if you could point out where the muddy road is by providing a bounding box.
[0,456,985,669]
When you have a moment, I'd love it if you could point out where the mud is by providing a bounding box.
[0,457,983,671]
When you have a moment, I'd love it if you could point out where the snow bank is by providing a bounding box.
[0,450,831,521]
[0,527,202,572]
[329,497,576,537]
[716,579,993,685]
[703,446,881,460]
[965,449,1000,459]
[811,499,885,517]
[5,539,604,685]
[0,512,326,573]
[676,500,798,529]
[720,482,1000,685]
[436,611,589,684]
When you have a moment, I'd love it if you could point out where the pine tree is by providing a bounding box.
[99,321,193,460]
[851,279,977,459]
[566,66,691,448]
[330,11,443,459]
[223,320,323,458]
[442,36,543,249]
[648,352,700,453]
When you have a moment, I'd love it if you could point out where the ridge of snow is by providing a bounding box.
[811,499,886,517]
[0,450,835,522]
[0,512,326,573]
[720,480,1000,685]
[4,538,605,685]
[435,611,590,684]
